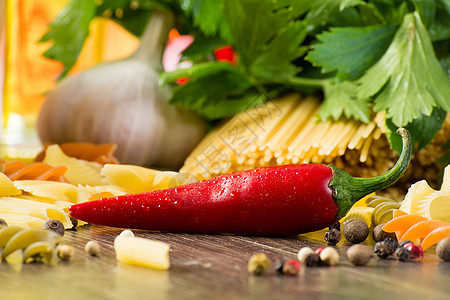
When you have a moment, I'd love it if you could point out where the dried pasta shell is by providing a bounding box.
[43,145,103,186]
[14,180,80,203]
[2,228,62,259]
[340,206,374,228]
[101,164,190,193]
[0,172,21,196]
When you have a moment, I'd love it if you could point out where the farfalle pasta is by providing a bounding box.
[0,173,21,197]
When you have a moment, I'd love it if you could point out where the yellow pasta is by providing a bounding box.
[13,180,80,203]
[43,145,103,186]
[0,196,72,229]
[0,172,21,196]
[0,227,62,265]
[101,164,191,193]
[399,165,450,221]
[0,213,46,228]
[180,93,387,180]
[114,235,170,270]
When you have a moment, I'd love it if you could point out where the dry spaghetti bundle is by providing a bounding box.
[180,93,449,198]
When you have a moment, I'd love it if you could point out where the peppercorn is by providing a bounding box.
[347,244,372,266]
[297,247,315,263]
[247,253,271,275]
[342,219,369,244]
[42,219,65,236]
[320,247,339,266]
[329,222,341,231]
[401,242,423,260]
[395,246,411,262]
[85,241,101,256]
[304,253,321,267]
[281,259,301,275]
[373,224,396,242]
[436,237,450,261]
[373,237,398,259]
[324,228,341,245]
[58,244,74,261]
[0,218,7,227]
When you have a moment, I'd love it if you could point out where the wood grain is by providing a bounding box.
[1,225,449,300]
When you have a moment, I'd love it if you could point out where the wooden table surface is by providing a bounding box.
[1,225,449,300]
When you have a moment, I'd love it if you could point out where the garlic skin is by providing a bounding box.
[37,11,207,169]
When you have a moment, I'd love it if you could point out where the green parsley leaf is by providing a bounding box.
[306,24,397,80]
[250,22,307,81]
[40,0,96,78]
[190,0,231,41]
[320,81,371,123]
[385,107,447,153]
[222,0,290,72]
[357,12,450,127]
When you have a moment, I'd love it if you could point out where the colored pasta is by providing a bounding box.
[1,160,68,182]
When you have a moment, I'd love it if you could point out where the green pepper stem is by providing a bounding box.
[329,128,412,219]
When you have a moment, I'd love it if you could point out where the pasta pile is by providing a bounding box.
[180,93,450,199]
[0,145,192,229]
[180,93,387,181]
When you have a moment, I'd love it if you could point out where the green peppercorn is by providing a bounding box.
[42,219,65,236]
[247,253,271,275]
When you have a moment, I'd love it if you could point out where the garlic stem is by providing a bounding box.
[132,10,175,69]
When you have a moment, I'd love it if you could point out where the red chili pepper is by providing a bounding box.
[69,129,412,236]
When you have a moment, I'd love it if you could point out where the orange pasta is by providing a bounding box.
[399,220,449,243]
[1,161,68,182]
[35,143,119,165]
[382,214,428,240]
[421,226,450,250]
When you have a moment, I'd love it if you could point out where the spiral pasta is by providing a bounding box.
[0,226,62,265]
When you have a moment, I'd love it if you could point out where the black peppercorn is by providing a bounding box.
[42,219,65,236]
[329,222,341,231]
[374,237,398,259]
[0,218,7,227]
[373,224,396,242]
[324,228,341,245]
[304,253,321,267]
[395,246,411,262]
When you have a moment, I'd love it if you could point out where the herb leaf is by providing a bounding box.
[40,0,96,78]
[320,81,371,123]
[386,107,447,153]
[357,12,450,127]
[306,25,397,80]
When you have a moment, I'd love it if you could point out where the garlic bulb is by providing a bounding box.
[37,11,207,169]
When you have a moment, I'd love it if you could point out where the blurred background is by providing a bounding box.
[0,0,139,161]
